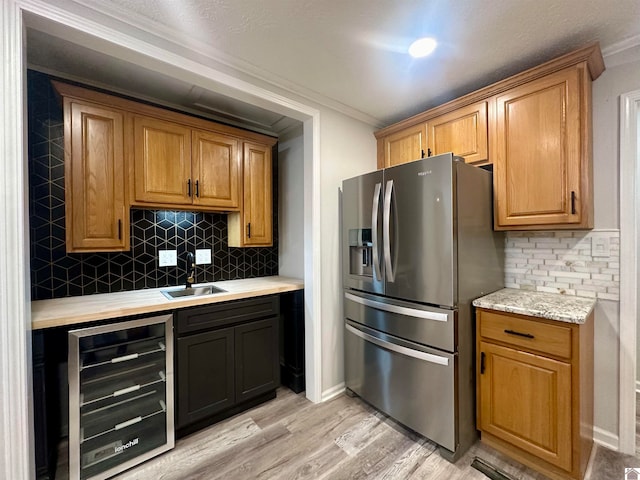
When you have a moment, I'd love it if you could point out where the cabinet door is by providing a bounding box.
[192,130,241,209]
[133,115,192,205]
[235,318,279,403]
[232,142,273,246]
[427,101,488,165]
[382,124,426,167]
[493,67,583,228]
[64,100,127,252]
[176,327,234,429]
[478,341,572,471]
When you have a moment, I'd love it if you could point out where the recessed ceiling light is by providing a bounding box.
[408,37,437,58]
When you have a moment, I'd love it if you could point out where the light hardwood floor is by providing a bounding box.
[57,388,639,479]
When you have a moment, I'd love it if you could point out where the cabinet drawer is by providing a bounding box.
[478,310,572,359]
[176,296,280,335]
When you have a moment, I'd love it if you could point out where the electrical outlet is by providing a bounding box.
[195,249,212,265]
[591,236,610,258]
[158,250,177,267]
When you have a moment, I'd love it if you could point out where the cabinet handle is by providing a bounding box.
[571,191,576,214]
[187,179,192,197]
[195,180,199,197]
[480,352,485,374]
[427,148,432,157]
[246,223,251,238]
[504,329,535,339]
[421,149,425,158]
[117,219,122,240]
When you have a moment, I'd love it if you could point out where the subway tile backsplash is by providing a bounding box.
[505,230,620,301]
[28,70,278,301]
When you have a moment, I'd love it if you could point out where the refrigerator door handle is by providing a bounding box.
[345,292,449,322]
[345,324,449,366]
[383,179,395,282]
[371,182,383,280]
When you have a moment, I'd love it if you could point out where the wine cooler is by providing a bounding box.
[68,314,174,480]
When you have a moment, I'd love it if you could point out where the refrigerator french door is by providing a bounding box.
[342,153,504,461]
[342,157,456,306]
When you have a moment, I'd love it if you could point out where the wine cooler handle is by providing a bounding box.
[113,385,141,397]
[111,353,139,364]
[115,416,142,430]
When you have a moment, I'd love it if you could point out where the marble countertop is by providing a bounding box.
[472,288,596,324]
[31,276,304,330]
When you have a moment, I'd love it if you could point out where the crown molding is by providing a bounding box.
[602,33,640,58]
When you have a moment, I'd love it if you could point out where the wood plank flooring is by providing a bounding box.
[56,388,639,479]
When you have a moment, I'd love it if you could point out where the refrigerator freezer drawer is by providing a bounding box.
[344,321,457,452]
[344,291,456,352]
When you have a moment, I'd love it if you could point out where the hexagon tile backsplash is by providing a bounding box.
[28,70,278,301]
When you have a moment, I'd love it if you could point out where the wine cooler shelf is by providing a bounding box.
[69,315,174,480]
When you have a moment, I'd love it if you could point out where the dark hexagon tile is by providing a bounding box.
[143,209,156,223]
[82,279,98,296]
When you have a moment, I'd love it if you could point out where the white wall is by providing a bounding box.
[318,109,377,397]
[278,125,305,279]
[591,46,640,443]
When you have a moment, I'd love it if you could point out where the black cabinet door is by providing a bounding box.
[235,317,279,403]
[176,327,234,429]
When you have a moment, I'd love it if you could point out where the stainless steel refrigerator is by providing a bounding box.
[342,152,503,461]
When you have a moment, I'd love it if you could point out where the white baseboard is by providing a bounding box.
[593,426,619,451]
[321,382,346,402]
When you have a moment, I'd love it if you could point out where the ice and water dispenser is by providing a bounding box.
[348,228,373,277]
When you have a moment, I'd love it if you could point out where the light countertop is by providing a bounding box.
[472,288,596,324]
[31,276,304,330]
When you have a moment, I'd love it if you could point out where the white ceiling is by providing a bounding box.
[27,0,640,133]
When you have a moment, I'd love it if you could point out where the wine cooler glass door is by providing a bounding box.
[68,314,174,480]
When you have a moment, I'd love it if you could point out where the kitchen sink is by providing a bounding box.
[161,285,226,300]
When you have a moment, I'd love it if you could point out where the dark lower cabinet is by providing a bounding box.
[235,318,279,403]
[176,327,235,429]
[175,296,280,435]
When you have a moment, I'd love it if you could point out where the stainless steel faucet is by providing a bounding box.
[185,252,195,288]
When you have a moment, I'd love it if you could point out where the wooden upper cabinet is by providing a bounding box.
[131,115,256,213]
[375,44,603,231]
[133,115,192,205]
[493,66,590,230]
[426,101,488,165]
[229,143,273,247]
[192,130,240,209]
[380,124,426,168]
[62,96,128,252]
